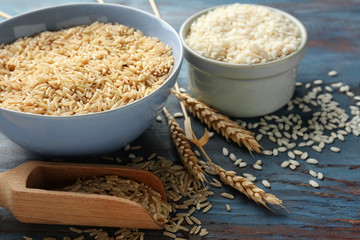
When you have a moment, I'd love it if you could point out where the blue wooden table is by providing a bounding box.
[0,0,359,239]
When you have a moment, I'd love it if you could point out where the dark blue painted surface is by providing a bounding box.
[0,0,359,239]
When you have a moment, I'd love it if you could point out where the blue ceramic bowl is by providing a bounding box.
[0,3,183,156]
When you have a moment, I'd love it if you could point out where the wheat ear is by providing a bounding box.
[206,156,284,209]
[173,91,262,154]
[163,107,206,183]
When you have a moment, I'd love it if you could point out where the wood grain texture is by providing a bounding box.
[0,0,360,239]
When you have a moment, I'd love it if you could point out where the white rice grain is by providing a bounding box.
[281,161,290,168]
[330,146,341,152]
[229,153,236,161]
[222,147,229,156]
[261,179,271,188]
[306,158,319,164]
[328,70,338,77]
[309,170,318,178]
[309,179,320,188]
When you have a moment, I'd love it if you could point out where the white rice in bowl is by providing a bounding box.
[0,22,174,116]
[185,3,302,64]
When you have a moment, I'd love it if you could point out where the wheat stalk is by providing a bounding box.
[173,91,262,154]
[208,159,284,209]
[163,107,206,183]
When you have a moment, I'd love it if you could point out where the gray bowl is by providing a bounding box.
[0,3,183,156]
[180,4,307,118]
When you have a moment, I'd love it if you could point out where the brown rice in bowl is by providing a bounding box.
[0,22,174,116]
[0,3,183,155]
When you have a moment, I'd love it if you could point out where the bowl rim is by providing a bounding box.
[0,2,183,119]
[179,3,308,69]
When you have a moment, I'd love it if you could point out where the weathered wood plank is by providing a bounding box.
[0,0,359,239]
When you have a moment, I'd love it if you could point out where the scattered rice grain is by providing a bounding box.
[328,70,338,77]
[239,162,248,168]
[306,158,319,164]
[221,192,235,199]
[253,164,262,170]
[281,160,290,168]
[225,204,231,211]
[202,204,212,213]
[222,147,229,156]
[287,151,295,159]
[309,179,320,188]
[163,231,177,239]
[261,179,271,188]
[317,172,324,180]
[312,145,322,152]
[330,146,341,152]
[314,79,323,85]
[309,170,318,178]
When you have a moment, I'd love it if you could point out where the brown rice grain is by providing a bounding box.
[69,227,83,234]
[0,22,173,116]
[221,192,235,199]
[163,231,177,239]
[203,204,212,213]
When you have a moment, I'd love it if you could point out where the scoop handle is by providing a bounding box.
[0,171,11,210]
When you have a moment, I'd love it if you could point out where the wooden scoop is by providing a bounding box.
[0,161,167,229]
